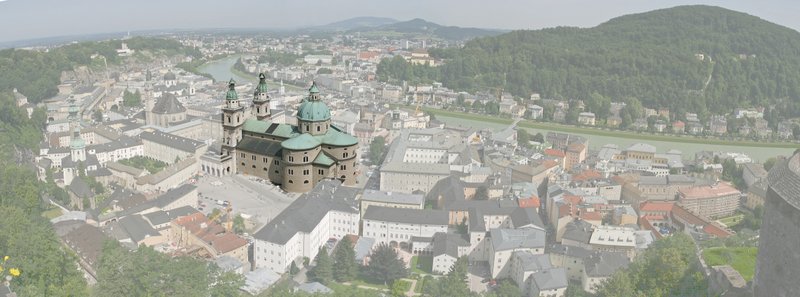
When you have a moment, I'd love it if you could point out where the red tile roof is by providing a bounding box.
[518,196,541,208]
[544,149,566,158]
[639,201,676,213]
[173,213,248,254]
[580,211,603,221]
[678,182,740,200]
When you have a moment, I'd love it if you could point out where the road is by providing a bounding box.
[195,174,295,230]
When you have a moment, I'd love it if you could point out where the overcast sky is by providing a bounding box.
[0,0,798,43]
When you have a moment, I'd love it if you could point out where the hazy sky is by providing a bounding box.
[0,0,799,43]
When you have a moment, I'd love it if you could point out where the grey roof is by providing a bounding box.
[361,189,424,205]
[626,143,656,154]
[767,153,800,210]
[748,180,767,198]
[69,178,94,198]
[118,215,161,243]
[380,161,450,175]
[548,243,592,259]
[489,228,546,251]
[88,136,141,153]
[362,206,449,226]
[61,223,107,269]
[51,211,87,224]
[584,251,630,277]
[468,208,486,232]
[562,220,594,244]
[514,251,552,272]
[354,237,376,261]
[152,93,186,114]
[510,207,544,230]
[296,282,333,294]
[142,205,198,226]
[253,180,359,244]
[236,137,283,157]
[103,184,196,221]
[139,131,204,153]
[432,232,469,258]
[215,255,244,272]
[529,267,568,292]
[88,167,113,177]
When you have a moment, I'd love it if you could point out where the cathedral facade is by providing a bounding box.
[220,74,359,193]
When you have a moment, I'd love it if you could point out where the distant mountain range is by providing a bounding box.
[318,17,506,40]
[320,17,399,31]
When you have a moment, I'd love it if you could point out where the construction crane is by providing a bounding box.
[208,203,234,232]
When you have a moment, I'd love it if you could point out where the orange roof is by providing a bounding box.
[563,195,583,205]
[518,196,541,208]
[567,143,585,153]
[544,149,566,158]
[572,170,602,182]
[678,182,740,199]
[638,216,664,239]
[642,214,666,221]
[542,160,559,169]
[580,211,603,221]
[639,201,675,213]
[173,213,248,253]
[703,223,734,238]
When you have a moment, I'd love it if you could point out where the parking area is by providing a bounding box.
[195,174,296,230]
[467,261,490,293]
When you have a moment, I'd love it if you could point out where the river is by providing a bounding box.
[197,55,254,83]
[437,115,792,162]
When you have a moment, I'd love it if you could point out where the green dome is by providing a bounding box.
[254,73,268,95]
[225,79,238,101]
[309,83,320,94]
[297,100,331,122]
[320,129,358,147]
[281,133,321,151]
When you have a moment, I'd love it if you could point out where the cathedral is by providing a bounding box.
[220,73,359,193]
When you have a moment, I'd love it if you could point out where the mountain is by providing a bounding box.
[380,5,800,119]
[322,17,398,31]
[351,18,505,40]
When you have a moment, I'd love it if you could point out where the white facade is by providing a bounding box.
[362,218,447,246]
[253,209,359,274]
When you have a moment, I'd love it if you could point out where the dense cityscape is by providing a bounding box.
[0,2,798,297]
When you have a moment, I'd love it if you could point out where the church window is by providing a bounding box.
[317,126,321,132]
[303,169,309,175]
[303,156,309,162]
[289,180,293,184]
[343,152,349,158]
[305,125,309,132]
[304,180,309,184]
[340,164,346,170]
[252,155,256,161]
[274,160,279,165]
[240,153,245,158]
[288,156,294,162]
[288,169,294,175]
[318,169,324,175]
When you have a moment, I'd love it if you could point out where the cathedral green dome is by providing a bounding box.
[225,79,238,101]
[254,73,269,95]
[281,133,321,151]
[296,82,330,122]
[297,100,331,122]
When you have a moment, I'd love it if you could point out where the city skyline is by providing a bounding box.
[0,0,799,43]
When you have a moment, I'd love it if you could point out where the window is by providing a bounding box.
[252,165,256,169]
[274,170,279,174]
[318,169,324,175]
[303,169,309,175]
[303,156,309,162]
[252,155,256,161]
[241,162,245,166]
[304,180,309,184]
[274,160,279,165]
[288,169,294,175]
[305,125,309,131]
[343,152,349,158]
[241,153,245,158]
[340,164,347,170]
[289,180,293,183]
[317,126,321,132]
[288,156,294,162]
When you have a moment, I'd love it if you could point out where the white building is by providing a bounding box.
[588,226,637,259]
[486,228,547,279]
[362,207,448,247]
[252,180,359,274]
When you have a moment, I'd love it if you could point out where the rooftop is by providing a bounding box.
[489,228,546,251]
[363,206,449,226]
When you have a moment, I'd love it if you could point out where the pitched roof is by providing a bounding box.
[562,220,594,243]
[489,228,546,251]
[139,131,204,153]
[363,206,449,226]
[432,232,469,258]
[69,178,94,198]
[584,251,630,277]
[529,268,568,291]
[118,215,161,243]
[253,180,358,244]
[151,93,186,114]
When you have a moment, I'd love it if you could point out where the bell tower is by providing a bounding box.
[252,73,271,121]
[221,79,245,158]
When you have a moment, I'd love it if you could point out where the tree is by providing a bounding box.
[93,109,103,122]
[475,186,489,200]
[290,261,300,276]
[485,279,519,297]
[310,247,333,283]
[317,68,333,75]
[532,132,545,143]
[334,236,358,282]
[517,128,531,148]
[390,280,407,297]
[763,157,777,171]
[369,136,386,164]
[424,257,473,297]
[122,89,142,107]
[233,214,246,234]
[364,243,408,285]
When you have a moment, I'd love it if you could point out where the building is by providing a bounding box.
[581,251,630,294]
[222,77,359,193]
[754,153,800,297]
[744,181,767,210]
[431,232,471,274]
[359,189,424,217]
[171,212,249,265]
[362,207,449,248]
[140,130,206,164]
[588,226,637,259]
[486,228,547,279]
[577,112,596,126]
[678,182,740,219]
[252,180,359,274]
[742,163,768,187]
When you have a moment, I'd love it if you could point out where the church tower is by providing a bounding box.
[67,99,86,163]
[221,79,245,158]
[252,73,271,121]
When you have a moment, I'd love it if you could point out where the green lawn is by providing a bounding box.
[411,255,433,274]
[412,106,800,149]
[348,278,389,290]
[718,214,745,227]
[41,208,63,219]
[118,156,168,174]
[702,247,758,281]
[414,277,426,293]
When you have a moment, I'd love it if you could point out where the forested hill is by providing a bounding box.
[0,37,200,104]
[390,5,800,117]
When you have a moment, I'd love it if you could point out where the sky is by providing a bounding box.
[0,0,799,43]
